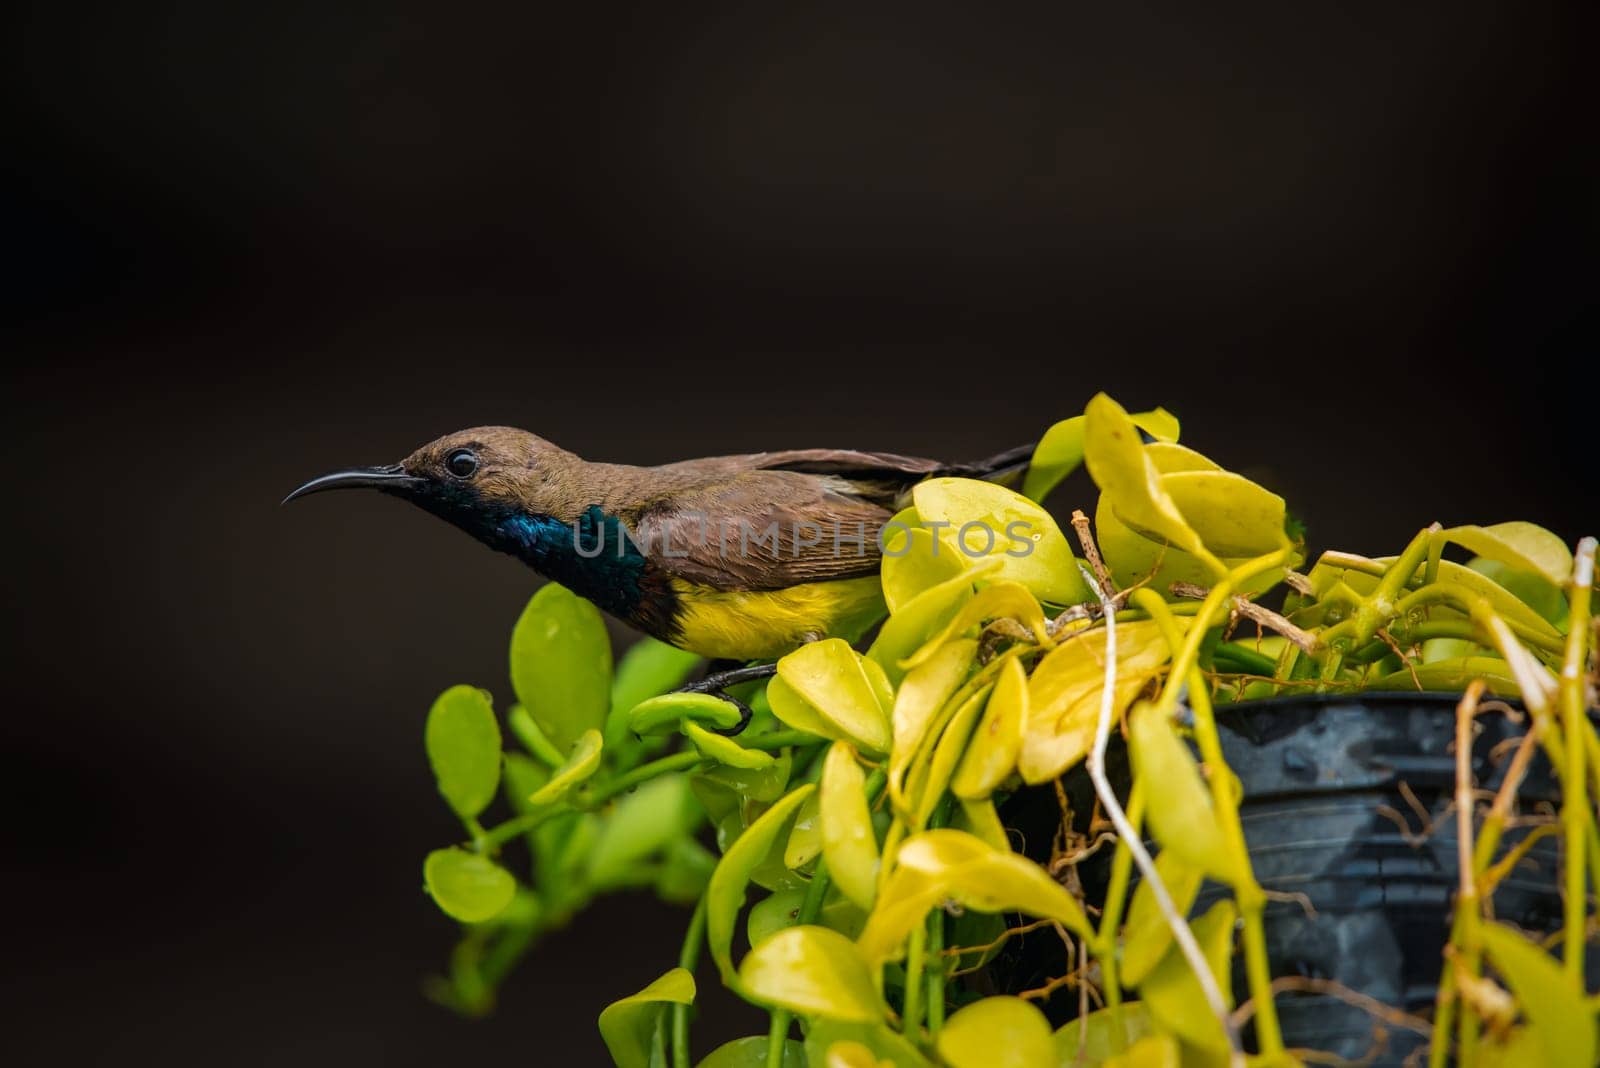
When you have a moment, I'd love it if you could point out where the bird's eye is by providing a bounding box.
[445,448,480,479]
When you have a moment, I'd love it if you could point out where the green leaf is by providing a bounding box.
[952,655,1027,800]
[528,728,603,806]
[1128,701,1242,885]
[748,886,869,949]
[611,636,703,715]
[510,582,613,754]
[738,924,886,1023]
[706,783,816,982]
[911,478,1089,605]
[1444,521,1573,587]
[1018,619,1178,785]
[694,1037,805,1068]
[936,996,1053,1068]
[585,773,699,889]
[424,685,503,820]
[857,829,1092,964]
[1022,407,1179,503]
[656,836,718,905]
[683,721,777,770]
[1083,393,1220,576]
[1479,922,1596,1068]
[695,749,795,809]
[1121,849,1204,986]
[629,692,745,735]
[803,1020,932,1068]
[423,847,516,923]
[771,639,893,755]
[821,741,880,909]
[1470,558,1569,627]
[597,966,696,1068]
[1371,655,1523,697]
[1053,1002,1155,1064]
[1138,898,1236,1054]
[506,703,564,766]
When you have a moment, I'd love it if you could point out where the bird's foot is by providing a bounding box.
[674,660,778,737]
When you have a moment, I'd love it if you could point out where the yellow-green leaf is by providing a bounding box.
[738,924,886,1023]
[597,966,696,1068]
[425,685,502,820]
[1053,1002,1155,1064]
[423,847,516,923]
[953,655,1028,800]
[1023,408,1180,504]
[1138,898,1236,1054]
[695,1036,805,1068]
[937,996,1053,1068]
[628,691,745,735]
[528,728,603,806]
[1094,498,1282,600]
[857,829,1091,964]
[1102,1034,1179,1068]
[888,639,978,811]
[803,1021,932,1068]
[683,721,776,770]
[707,784,816,982]
[900,581,1049,671]
[1444,522,1573,588]
[825,1040,890,1068]
[954,796,1011,853]
[881,505,969,613]
[1479,922,1596,1068]
[772,639,892,755]
[783,789,823,870]
[821,741,880,909]
[1018,619,1178,784]
[911,478,1089,605]
[1121,849,1205,985]
[509,582,613,753]
[1083,393,1220,576]
[908,682,992,829]
[1128,701,1243,885]
[1160,469,1286,558]
[867,562,993,686]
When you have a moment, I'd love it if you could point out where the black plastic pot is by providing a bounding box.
[994,692,1594,1066]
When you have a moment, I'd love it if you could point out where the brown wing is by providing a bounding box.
[629,467,894,591]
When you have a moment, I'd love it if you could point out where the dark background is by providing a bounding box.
[7,2,1594,1064]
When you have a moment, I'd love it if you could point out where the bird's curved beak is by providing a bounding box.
[282,464,425,504]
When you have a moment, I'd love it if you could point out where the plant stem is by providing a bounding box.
[672,897,707,1068]
[1090,571,1245,1067]
[475,808,563,852]
[576,750,703,809]
[926,906,946,1041]
[1136,550,1292,1063]
[1094,780,1146,1055]
[902,920,927,1039]
[1559,538,1595,979]
[766,858,834,1068]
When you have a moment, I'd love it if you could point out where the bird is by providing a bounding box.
[285,427,1034,662]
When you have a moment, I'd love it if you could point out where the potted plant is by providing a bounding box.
[408,394,1596,1067]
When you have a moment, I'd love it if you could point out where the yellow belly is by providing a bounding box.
[668,576,887,660]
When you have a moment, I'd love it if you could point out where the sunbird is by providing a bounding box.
[285,427,1034,662]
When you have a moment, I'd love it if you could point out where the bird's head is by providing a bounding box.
[284,426,590,548]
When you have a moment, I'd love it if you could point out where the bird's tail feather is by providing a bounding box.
[940,441,1037,485]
